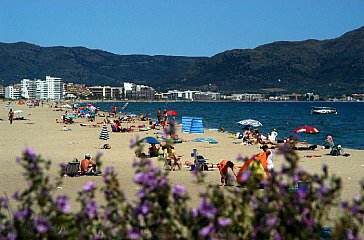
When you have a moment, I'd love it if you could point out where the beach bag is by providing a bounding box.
[102,144,111,149]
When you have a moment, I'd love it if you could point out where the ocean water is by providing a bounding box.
[90,101,364,150]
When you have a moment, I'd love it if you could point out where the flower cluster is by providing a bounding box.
[0,140,363,239]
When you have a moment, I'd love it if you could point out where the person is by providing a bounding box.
[242,133,252,145]
[262,144,274,171]
[148,144,159,157]
[270,129,278,142]
[162,110,167,129]
[157,108,161,125]
[218,160,236,186]
[80,153,98,175]
[168,148,182,171]
[8,109,14,124]
[324,135,335,149]
[220,126,225,133]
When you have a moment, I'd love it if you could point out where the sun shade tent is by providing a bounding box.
[182,117,204,134]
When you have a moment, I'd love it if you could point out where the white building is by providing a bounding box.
[36,80,48,100]
[21,79,37,99]
[5,85,21,99]
[46,76,63,100]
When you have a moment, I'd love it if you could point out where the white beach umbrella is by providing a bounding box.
[237,119,263,128]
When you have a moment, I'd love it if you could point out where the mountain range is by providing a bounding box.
[1,26,363,95]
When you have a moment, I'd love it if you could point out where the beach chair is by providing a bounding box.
[65,162,80,177]
[196,155,209,171]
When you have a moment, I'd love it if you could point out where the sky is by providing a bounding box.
[1,0,364,57]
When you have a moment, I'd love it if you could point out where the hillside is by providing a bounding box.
[1,26,364,95]
[164,26,364,95]
[0,43,205,90]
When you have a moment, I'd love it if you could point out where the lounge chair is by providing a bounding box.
[195,155,209,171]
[65,162,80,177]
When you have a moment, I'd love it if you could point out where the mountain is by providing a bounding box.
[163,26,364,95]
[0,42,205,90]
[1,26,364,95]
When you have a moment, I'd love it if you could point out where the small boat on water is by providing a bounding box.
[311,106,337,115]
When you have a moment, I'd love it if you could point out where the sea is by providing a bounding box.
[88,101,364,150]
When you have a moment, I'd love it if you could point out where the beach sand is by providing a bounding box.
[0,101,363,210]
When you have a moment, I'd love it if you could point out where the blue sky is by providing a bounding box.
[1,0,364,56]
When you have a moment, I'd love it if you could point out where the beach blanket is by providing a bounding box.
[190,137,218,144]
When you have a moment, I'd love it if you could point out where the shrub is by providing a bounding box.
[0,133,363,239]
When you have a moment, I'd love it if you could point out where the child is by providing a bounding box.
[218,160,236,186]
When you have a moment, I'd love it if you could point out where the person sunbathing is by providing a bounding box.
[168,149,182,171]
[80,153,99,175]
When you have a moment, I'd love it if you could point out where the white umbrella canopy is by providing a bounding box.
[237,119,263,128]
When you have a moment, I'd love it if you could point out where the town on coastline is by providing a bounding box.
[1,75,363,102]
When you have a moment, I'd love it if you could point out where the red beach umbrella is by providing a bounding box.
[166,110,178,116]
[292,126,320,134]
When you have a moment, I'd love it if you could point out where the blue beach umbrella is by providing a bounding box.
[138,136,160,145]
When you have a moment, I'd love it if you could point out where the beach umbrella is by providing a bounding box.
[14,110,23,114]
[237,119,262,128]
[138,136,160,145]
[121,102,129,110]
[292,126,320,134]
[166,110,178,116]
[99,124,110,141]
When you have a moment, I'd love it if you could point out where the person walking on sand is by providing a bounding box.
[8,109,14,124]
[157,108,161,125]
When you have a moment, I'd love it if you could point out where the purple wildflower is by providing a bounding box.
[133,172,146,184]
[172,185,186,197]
[218,217,231,227]
[340,201,349,209]
[128,228,141,239]
[85,200,98,219]
[59,163,67,170]
[346,230,354,239]
[198,198,218,219]
[0,197,8,209]
[103,167,113,183]
[266,216,278,227]
[83,181,95,193]
[56,195,71,213]
[96,151,103,157]
[140,201,150,215]
[16,156,21,165]
[132,159,139,168]
[34,216,49,234]
[129,137,138,148]
[191,208,198,217]
[200,224,214,237]
[236,153,244,161]
[13,191,20,201]
[157,177,168,187]
[24,146,37,161]
[273,233,283,240]
[13,208,30,220]
[237,169,251,183]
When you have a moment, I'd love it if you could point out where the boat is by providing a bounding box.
[311,106,337,115]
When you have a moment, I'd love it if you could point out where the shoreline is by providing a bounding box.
[1,101,363,209]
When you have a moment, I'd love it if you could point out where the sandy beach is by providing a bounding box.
[0,100,363,210]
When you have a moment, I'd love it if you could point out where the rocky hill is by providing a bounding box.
[1,26,363,95]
